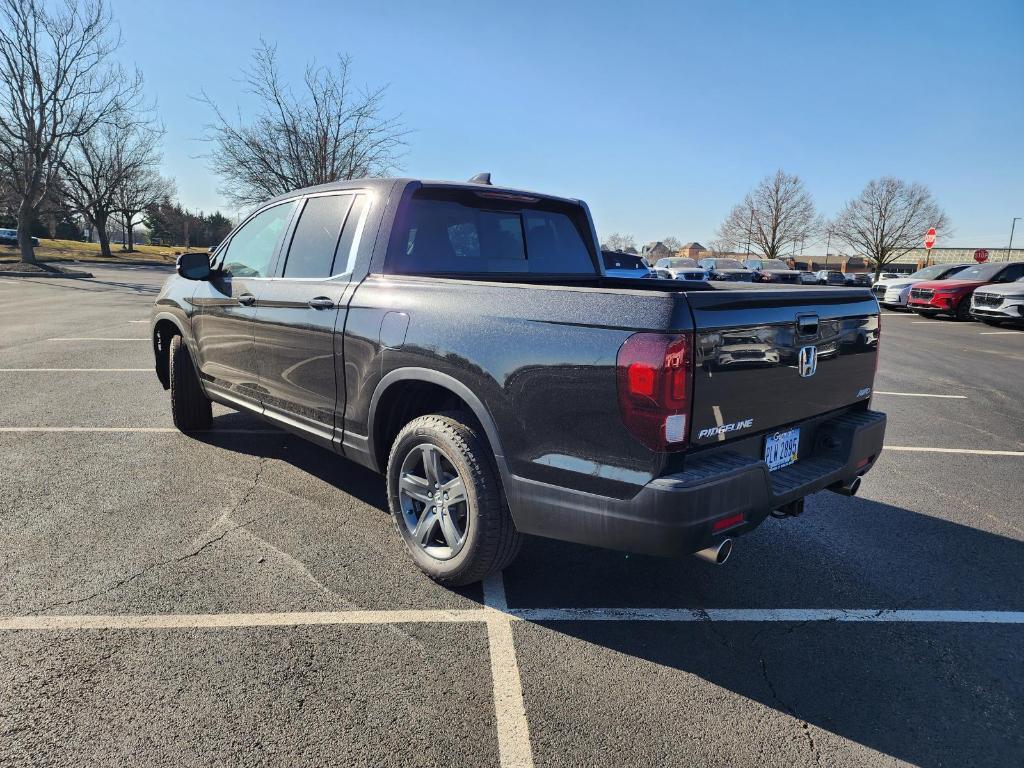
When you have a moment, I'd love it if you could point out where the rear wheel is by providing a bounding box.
[386,413,522,585]
[169,335,212,432]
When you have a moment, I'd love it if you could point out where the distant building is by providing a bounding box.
[642,241,675,261]
[679,242,705,258]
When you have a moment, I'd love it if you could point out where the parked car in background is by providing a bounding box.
[797,271,819,285]
[908,262,1024,320]
[653,257,707,281]
[872,263,973,310]
[0,228,40,247]
[844,272,872,287]
[743,258,803,284]
[971,278,1024,326]
[697,257,754,281]
[816,270,847,286]
[602,251,653,278]
[878,272,902,280]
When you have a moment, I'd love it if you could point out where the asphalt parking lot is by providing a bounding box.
[1,264,1022,767]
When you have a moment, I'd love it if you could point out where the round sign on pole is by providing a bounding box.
[924,228,937,249]
[974,248,989,263]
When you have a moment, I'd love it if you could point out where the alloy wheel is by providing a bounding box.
[398,444,469,560]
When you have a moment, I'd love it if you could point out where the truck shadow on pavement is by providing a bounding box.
[194,420,1022,766]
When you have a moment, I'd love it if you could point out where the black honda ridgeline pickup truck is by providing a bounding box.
[151,176,885,585]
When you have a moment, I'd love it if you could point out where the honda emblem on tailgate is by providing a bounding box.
[798,345,818,377]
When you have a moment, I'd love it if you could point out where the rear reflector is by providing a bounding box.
[713,513,745,532]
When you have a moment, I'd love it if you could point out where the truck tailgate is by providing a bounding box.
[685,287,879,447]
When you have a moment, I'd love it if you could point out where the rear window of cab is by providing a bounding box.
[386,189,597,276]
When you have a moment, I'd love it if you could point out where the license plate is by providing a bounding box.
[765,428,800,471]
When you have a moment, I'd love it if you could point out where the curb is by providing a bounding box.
[0,268,94,279]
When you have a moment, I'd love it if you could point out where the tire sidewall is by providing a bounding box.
[386,421,487,580]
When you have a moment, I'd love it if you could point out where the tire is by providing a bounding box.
[955,298,973,322]
[169,334,212,432]
[387,412,522,586]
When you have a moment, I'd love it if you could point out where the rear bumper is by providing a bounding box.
[506,409,886,557]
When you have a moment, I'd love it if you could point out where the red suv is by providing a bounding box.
[908,261,1024,320]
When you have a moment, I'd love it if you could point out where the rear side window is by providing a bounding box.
[387,190,596,276]
[282,194,353,279]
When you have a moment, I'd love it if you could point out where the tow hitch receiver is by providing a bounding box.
[771,498,805,519]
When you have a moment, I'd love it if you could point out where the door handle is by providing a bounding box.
[237,293,256,306]
[308,297,336,310]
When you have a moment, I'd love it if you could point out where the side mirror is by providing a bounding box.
[177,251,211,281]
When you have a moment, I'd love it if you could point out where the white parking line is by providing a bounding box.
[127,320,149,324]
[874,391,967,399]
[979,331,1021,335]
[886,446,1024,457]
[483,574,535,768]
[0,368,150,372]
[47,337,147,342]
[0,427,280,433]
[4,606,1023,633]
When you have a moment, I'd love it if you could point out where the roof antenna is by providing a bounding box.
[468,172,492,185]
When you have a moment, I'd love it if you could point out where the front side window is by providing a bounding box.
[282,194,353,279]
[387,190,596,276]
[998,263,1024,282]
[221,201,296,278]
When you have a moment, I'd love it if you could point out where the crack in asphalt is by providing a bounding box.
[19,458,269,617]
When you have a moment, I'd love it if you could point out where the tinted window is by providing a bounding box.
[333,194,369,275]
[282,194,353,278]
[603,252,646,270]
[998,263,1024,282]
[221,202,296,278]
[388,192,595,275]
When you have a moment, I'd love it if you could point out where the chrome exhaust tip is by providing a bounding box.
[831,477,862,497]
[694,538,733,565]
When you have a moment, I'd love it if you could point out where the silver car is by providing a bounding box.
[653,257,707,281]
[971,274,1024,326]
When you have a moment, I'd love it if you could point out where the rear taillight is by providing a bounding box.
[616,332,693,451]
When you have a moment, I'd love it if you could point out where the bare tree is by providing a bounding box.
[661,236,683,252]
[600,232,636,252]
[202,41,407,208]
[116,169,174,252]
[830,177,949,279]
[717,170,821,260]
[61,103,160,257]
[0,0,136,263]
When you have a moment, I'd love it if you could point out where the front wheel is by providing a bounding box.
[387,413,522,586]
[169,335,212,432]
[955,298,973,322]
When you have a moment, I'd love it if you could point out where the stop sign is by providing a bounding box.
[924,228,937,249]
[974,248,989,263]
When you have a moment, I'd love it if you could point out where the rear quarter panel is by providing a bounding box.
[344,274,690,498]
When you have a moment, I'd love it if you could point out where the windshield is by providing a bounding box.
[910,264,960,280]
[759,260,791,271]
[710,259,745,269]
[665,258,699,268]
[948,263,1004,281]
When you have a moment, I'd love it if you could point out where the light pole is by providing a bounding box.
[824,228,832,269]
[1008,217,1021,261]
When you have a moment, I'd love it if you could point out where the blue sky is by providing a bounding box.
[110,0,1023,251]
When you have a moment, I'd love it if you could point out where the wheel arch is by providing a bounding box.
[152,313,186,390]
[367,368,509,480]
